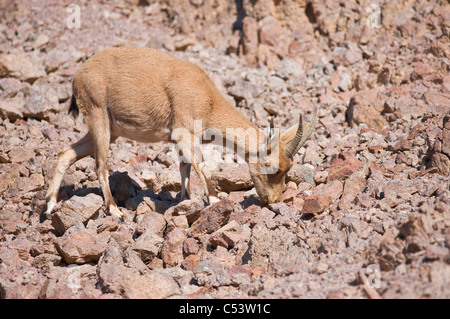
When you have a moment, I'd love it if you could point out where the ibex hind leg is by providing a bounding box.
[197,162,219,204]
[191,156,219,205]
[45,133,94,217]
[179,162,191,201]
[87,109,124,221]
[180,161,219,204]
[193,143,219,204]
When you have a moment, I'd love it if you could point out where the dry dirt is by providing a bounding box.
[0,0,449,299]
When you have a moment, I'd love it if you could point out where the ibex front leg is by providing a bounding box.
[176,136,217,204]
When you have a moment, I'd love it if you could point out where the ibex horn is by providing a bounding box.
[284,106,317,158]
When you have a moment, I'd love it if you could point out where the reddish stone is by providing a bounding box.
[229,204,261,225]
[55,231,106,264]
[242,16,258,65]
[161,228,186,267]
[281,187,298,203]
[302,194,332,214]
[183,237,200,256]
[189,199,234,238]
[328,157,364,182]
[258,16,282,47]
[209,234,228,249]
[181,254,201,271]
[211,164,253,193]
[221,231,243,248]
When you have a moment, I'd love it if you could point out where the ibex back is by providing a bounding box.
[45,47,317,220]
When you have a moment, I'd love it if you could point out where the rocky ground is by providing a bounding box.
[0,0,449,299]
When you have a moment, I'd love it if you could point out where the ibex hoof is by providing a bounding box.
[43,200,57,219]
[42,212,53,220]
[109,205,125,223]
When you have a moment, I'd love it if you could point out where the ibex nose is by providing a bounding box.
[259,195,269,207]
[259,193,281,207]
[268,195,280,204]
[264,194,281,205]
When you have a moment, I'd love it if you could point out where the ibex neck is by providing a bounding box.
[208,103,266,163]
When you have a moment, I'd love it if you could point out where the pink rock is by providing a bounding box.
[161,228,186,267]
[211,163,253,193]
[346,90,387,129]
[258,16,282,47]
[98,264,180,299]
[328,156,364,182]
[189,199,234,238]
[222,231,243,248]
[8,147,35,163]
[0,97,24,121]
[331,42,362,67]
[338,170,367,210]
[183,237,200,256]
[242,16,258,65]
[0,49,45,83]
[230,204,261,225]
[0,266,45,298]
[135,211,166,236]
[209,234,229,249]
[181,254,201,271]
[23,83,59,120]
[51,194,104,235]
[131,229,164,263]
[55,230,107,264]
[314,180,344,201]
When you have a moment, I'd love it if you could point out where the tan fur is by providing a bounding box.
[45,47,314,219]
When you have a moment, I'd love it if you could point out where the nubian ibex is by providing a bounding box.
[45,47,317,220]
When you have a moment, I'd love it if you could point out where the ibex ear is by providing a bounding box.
[267,117,275,139]
[280,123,299,144]
[264,117,279,154]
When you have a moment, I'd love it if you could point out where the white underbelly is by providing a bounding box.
[111,121,172,144]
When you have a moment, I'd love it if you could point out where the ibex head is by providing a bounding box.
[249,107,317,206]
